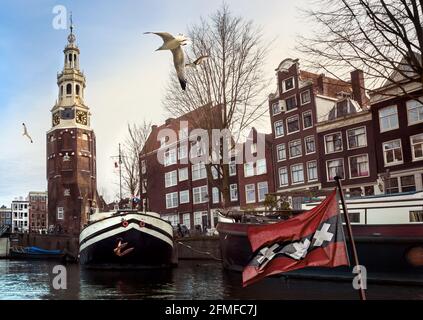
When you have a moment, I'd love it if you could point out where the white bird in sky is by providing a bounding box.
[145,31,189,91]
[22,123,33,143]
[186,55,210,68]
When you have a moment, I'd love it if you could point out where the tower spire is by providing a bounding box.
[70,12,73,35]
[67,12,76,45]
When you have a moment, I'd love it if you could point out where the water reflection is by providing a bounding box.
[1,260,423,300]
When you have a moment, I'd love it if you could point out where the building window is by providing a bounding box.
[285,96,297,111]
[66,83,72,95]
[386,177,399,194]
[302,111,313,129]
[194,211,208,229]
[212,166,220,180]
[325,132,343,154]
[349,154,370,178]
[301,90,311,105]
[256,159,267,175]
[212,187,220,204]
[379,105,399,132]
[305,136,315,154]
[272,101,281,115]
[307,161,318,181]
[183,213,191,229]
[383,139,403,166]
[76,85,80,96]
[193,186,208,204]
[286,116,300,134]
[166,192,178,209]
[192,162,207,180]
[165,214,179,227]
[400,175,416,192]
[164,148,177,167]
[244,162,255,177]
[411,134,423,161]
[178,145,188,159]
[165,170,178,188]
[245,184,256,203]
[229,159,237,176]
[277,144,286,161]
[179,190,190,204]
[347,127,367,149]
[283,77,295,92]
[274,121,284,138]
[178,167,188,181]
[289,139,302,158]
[141,160,146,174]
[291,164,304,184]
[326,159,344,181]
[230,184,238,201]
[407,98,423,125]
[410,210,423,222]
[57,207,64,220]
[257,182,269,202]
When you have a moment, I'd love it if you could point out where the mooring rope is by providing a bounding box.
[176,241,222,262]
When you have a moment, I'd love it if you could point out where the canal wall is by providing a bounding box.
[176,236,222,260]
[0,238,10,258]
[16,234,79,258]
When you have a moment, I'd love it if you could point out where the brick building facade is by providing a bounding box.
[28,191,48,233]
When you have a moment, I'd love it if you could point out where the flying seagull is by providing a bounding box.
[144,32,189,51]
[145,31,188,90]
[186,55,210,68]
[22,123,33,143]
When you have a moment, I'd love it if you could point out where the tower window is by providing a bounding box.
[66,84,72,95]
[69,54,73,62]
[74,54,77,63]
[76,85,80,96]
[60,85,63,96]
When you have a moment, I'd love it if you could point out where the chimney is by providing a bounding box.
[351,69,367,107]
[317,74,327,95]
[151,124,158,131]
[165,118,174,126]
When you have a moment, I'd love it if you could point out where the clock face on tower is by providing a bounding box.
[76,110,88,125]
[52,112,60,126]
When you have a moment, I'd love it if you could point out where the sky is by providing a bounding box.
[0,0,311,206]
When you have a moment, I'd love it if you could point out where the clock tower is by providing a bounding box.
[46,19,99,235]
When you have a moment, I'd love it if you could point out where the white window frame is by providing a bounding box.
[178,167,188,181]
[383,139,403,166]
[302,111,313,129]
[256,159,267,175]
[229,159,237,176]
[283,77,295,93]
[304,135,316,155]
[165,170,178,188]
[212,187,220,204]
[326,158,345,181]
[164,148,177,167]
[182,213,191,229]
[272,101,281,116]
[178,145,188,159]
[274,120,284,138]
[257,182,269,202]
[286,115,300,135]
[279,167,289,187]
[192,162,207,181]
[348,154,370,179]
[379,105,399,133]
[276,143,286,162]
[193,186,208,204]
[230,184,238,201]
[406,98,423,126]
[307,161,318,182]
[285,95,297,112]
[166,192,178,209]
[288,139,302,159]
[410,134,423,161]
[244,162,255,177]
[57,207,64,220]
[324,132,343,154]
[346,126,367,150]
[291,163,305,184]
[300,90,311,105]
[245,184,256,204]
[179,190,190,204]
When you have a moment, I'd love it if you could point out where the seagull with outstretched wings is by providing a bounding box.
[144,31,189,91]
[186,55,210,68]
[22,123,33,143]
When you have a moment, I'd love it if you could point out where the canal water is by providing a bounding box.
[1,259,423,300]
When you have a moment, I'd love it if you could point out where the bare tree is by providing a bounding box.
[121,121,151,199]
[163,4,270,208]
[297,0,423,97]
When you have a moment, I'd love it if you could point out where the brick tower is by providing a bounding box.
[46,19,98,235]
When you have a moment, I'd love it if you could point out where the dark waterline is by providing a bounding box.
[1,260,423,300]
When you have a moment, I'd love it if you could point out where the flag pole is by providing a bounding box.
[334,176,367,301]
